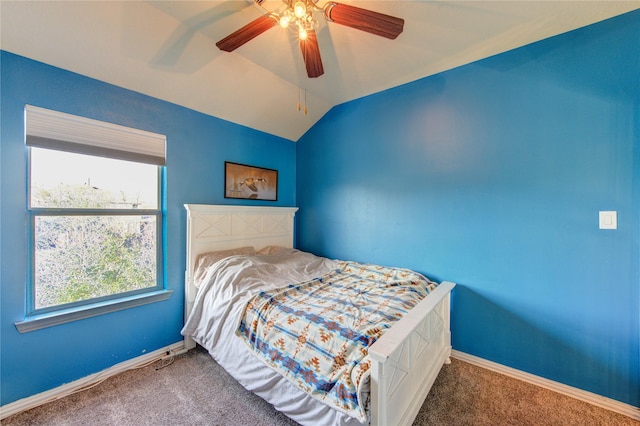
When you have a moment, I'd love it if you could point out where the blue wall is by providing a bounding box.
[0,51,296,406]
[297,11,639,407]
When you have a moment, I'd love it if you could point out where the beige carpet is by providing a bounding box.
[3,346,637,426]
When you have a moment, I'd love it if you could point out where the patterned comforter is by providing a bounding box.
[237,261,437,421]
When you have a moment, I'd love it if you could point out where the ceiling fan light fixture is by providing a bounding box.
[298,25,308,40]
[279,14,291,28]
[293,2,307,19]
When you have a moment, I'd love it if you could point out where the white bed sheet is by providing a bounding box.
[182,249,368,426]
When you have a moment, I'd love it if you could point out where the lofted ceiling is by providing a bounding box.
[1,1,638,141]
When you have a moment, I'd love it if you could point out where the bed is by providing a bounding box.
[181,204,455,426]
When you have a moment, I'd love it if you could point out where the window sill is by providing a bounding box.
[15,289,173,333]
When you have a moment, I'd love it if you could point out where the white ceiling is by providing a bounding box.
[1,1,638,141]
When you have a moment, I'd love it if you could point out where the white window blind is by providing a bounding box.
[25,105,166,166]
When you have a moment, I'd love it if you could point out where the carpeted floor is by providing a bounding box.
[3,345,637,426]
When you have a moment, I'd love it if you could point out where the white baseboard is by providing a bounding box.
[451,350,640,421]
[0,340,187,420]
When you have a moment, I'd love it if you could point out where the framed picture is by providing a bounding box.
[224,162,278,201]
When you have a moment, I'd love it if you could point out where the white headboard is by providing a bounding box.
[183,204,298,348]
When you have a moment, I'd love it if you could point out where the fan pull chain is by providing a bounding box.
[304,87,307,115]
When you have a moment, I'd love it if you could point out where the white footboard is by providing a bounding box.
[369,281,455,426]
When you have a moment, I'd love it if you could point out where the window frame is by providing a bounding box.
[26,152,165,316]
[16,106,170,333]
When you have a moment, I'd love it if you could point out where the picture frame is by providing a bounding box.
[224,161,278,201]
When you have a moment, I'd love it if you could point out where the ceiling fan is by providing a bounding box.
[216,0,405,78]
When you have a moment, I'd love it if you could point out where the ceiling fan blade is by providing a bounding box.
[216,14,278,52]
[324,3,404,40]
[300,30,324,78]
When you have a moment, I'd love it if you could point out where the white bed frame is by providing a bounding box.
[184,204,455,426]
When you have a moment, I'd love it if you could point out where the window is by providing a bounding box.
[19,105,168,330]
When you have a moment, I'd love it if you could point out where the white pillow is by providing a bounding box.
[193,246,255,286]
[256,245,289,255]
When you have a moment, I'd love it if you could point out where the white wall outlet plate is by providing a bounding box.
[599,211,617,230]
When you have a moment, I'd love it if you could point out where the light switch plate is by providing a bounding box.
[599,211,617,230]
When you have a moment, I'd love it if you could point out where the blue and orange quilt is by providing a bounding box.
[236,261,437,421]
